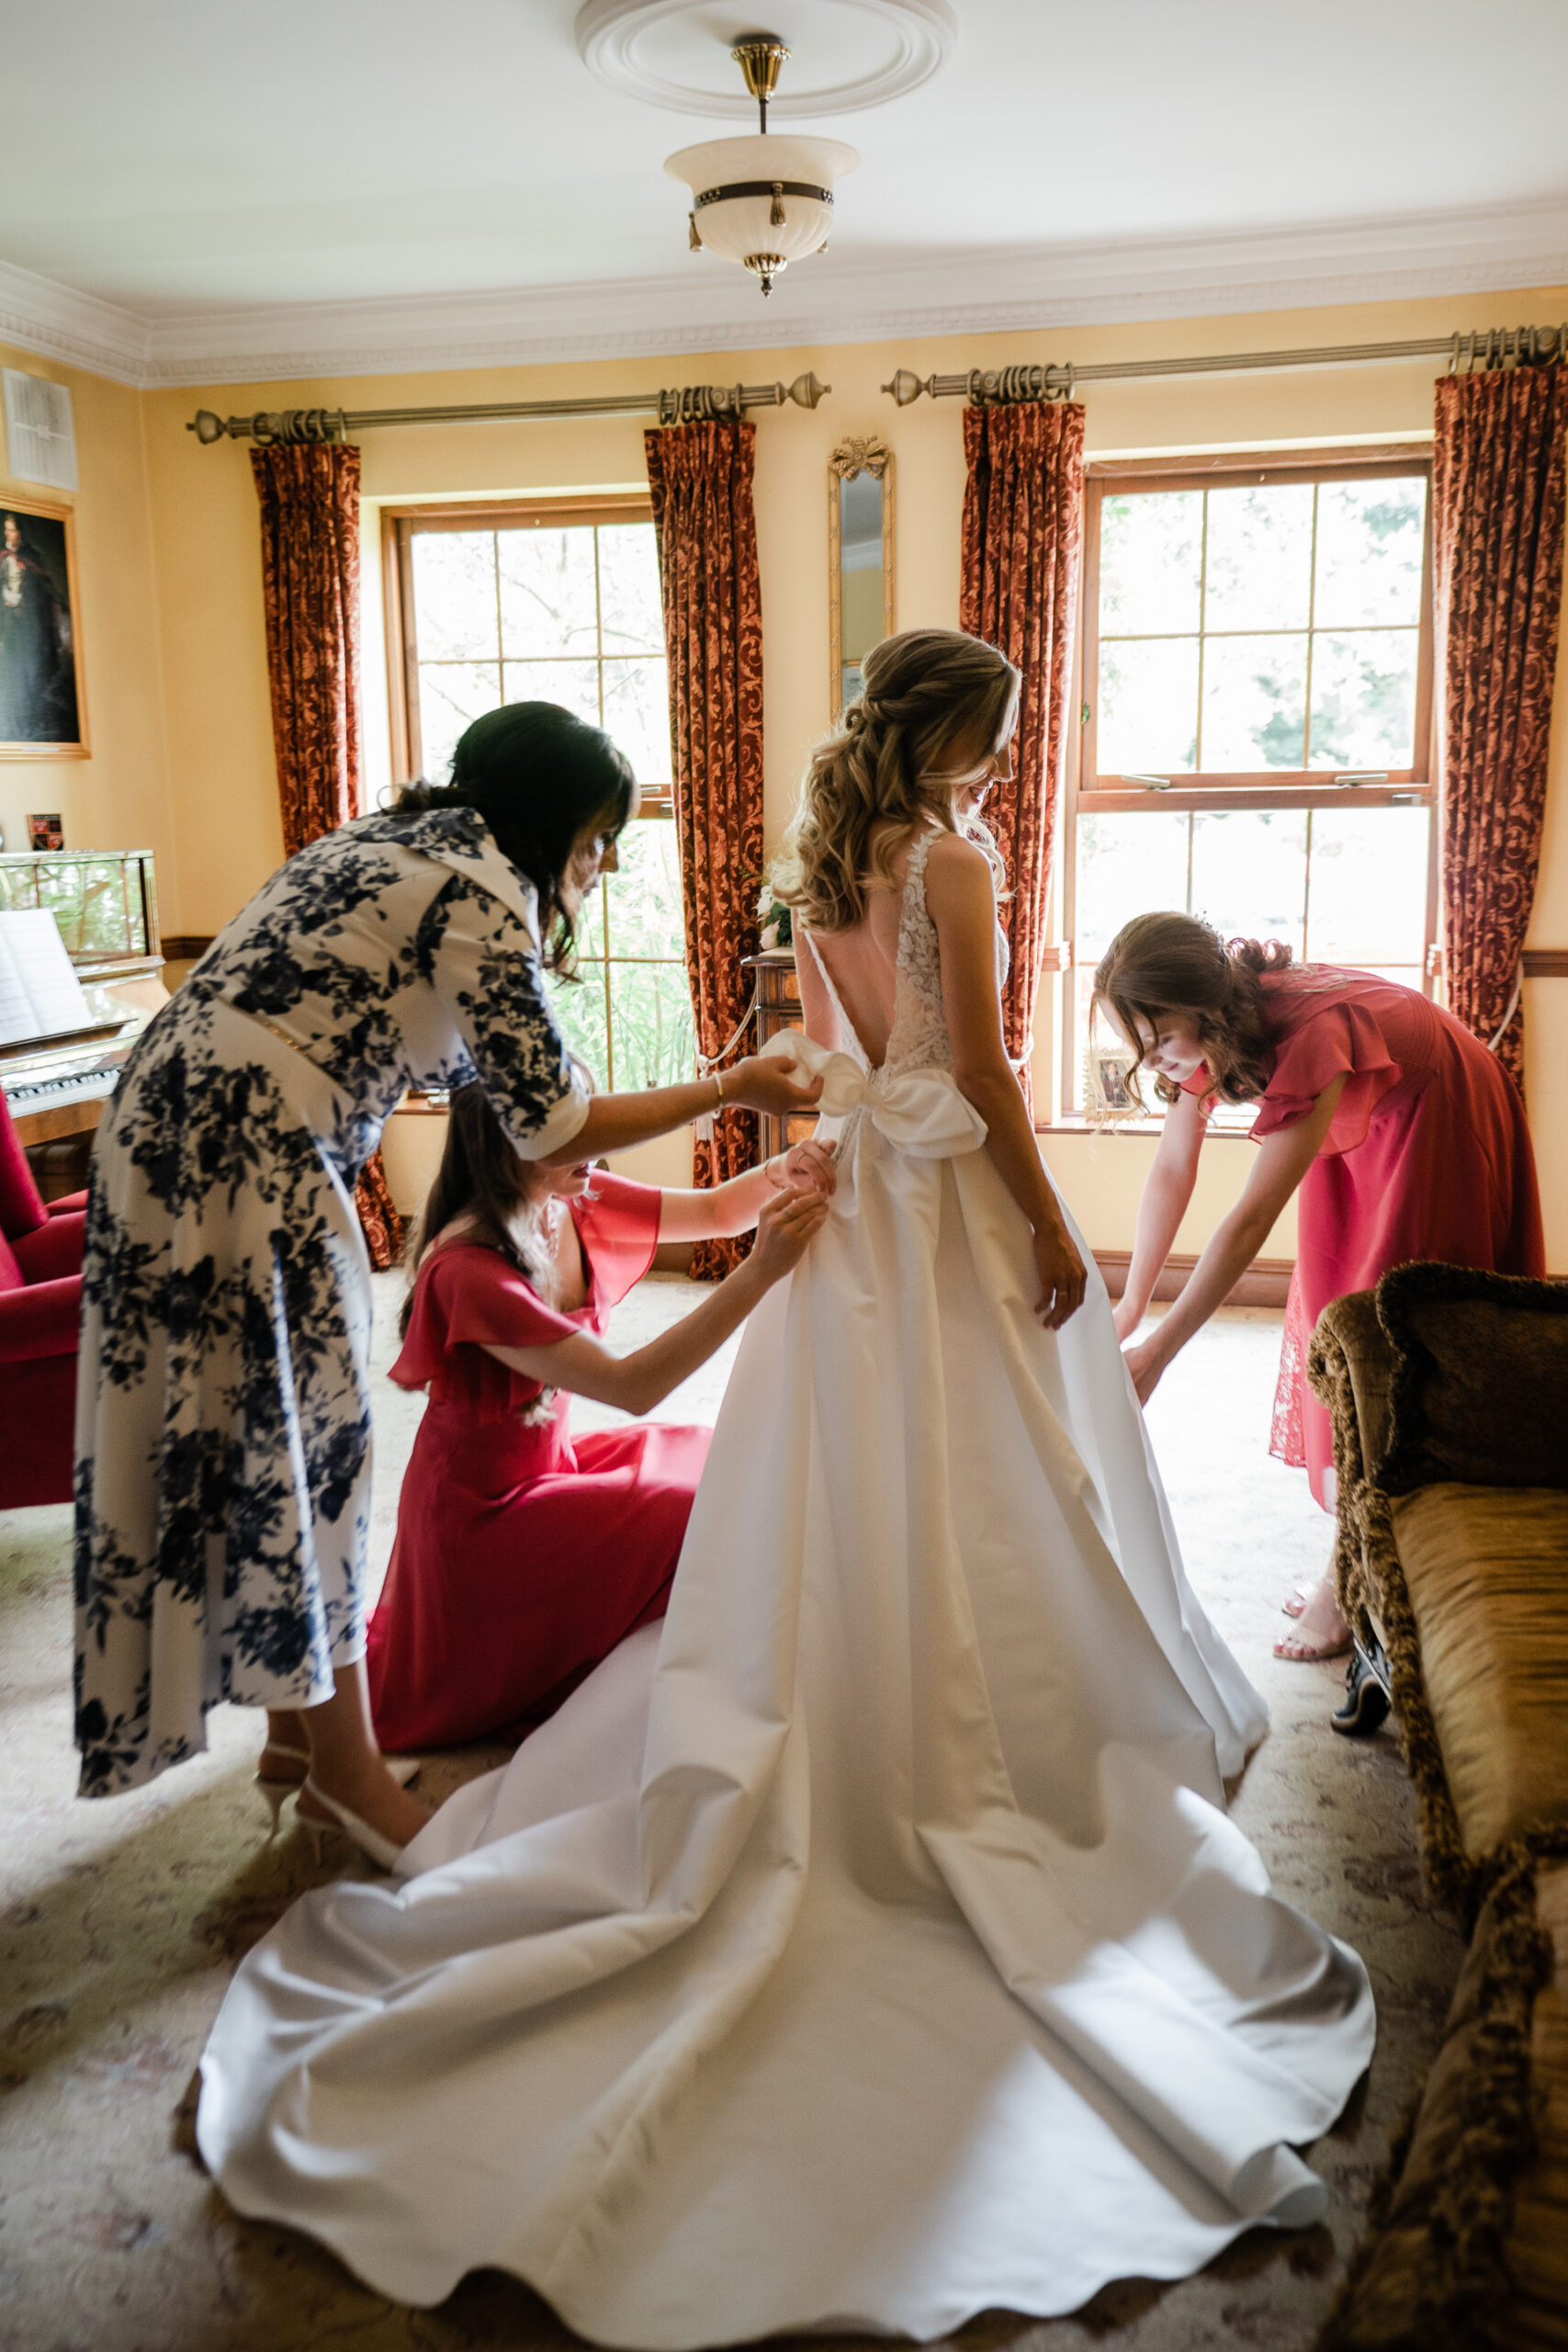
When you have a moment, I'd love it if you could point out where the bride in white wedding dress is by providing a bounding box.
[198,630,1374,2346]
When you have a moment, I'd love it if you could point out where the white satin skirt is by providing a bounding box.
[198,1090,1374,2346]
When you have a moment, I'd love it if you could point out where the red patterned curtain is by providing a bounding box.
[252,441,403,1269]
[645,419,765,1280]
[959,401,1086,1116]
[1432,361,1568,1097]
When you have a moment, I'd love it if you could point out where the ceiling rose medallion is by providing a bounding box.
[665,37,857,297]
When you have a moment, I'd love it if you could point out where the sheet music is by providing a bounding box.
[0,910,95,1046]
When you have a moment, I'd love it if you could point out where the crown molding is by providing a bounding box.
[0,258,152,387]
[3,196,1568,392]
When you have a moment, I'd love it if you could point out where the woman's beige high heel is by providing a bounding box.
[256,1741,420,1838]
[254,1738,311,1838]
[298,1777,409,1872]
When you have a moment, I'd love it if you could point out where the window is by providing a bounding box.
[388,502,694,1091]
[1065,453,1437,1115]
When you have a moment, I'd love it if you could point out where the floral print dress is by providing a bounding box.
[73,805,591,1797]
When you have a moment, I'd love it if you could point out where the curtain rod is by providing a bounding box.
[187,370,830,446]
[882,322,1568,406]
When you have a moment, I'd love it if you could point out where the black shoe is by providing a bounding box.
[1331,1637,1392,1737]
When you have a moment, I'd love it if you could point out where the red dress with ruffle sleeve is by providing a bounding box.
[367,1174,711,1749]
[1211,969,1544,1507]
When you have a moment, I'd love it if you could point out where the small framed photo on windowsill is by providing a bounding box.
[1084,1047,1144,1125]
[26,812,63,852]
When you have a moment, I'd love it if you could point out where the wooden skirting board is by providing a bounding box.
[1095,1250,1293,1309]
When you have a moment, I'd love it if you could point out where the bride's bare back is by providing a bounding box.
[798,823,918,1068]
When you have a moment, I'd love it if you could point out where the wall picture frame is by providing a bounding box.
[0,494,89,759]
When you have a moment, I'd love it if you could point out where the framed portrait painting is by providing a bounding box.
[0,495,88,758]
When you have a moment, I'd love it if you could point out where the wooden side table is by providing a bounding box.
[743,951,821,1163]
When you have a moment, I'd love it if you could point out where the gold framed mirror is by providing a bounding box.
[829,435,895,721]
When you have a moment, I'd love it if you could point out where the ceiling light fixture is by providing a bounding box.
[664,34,858,298]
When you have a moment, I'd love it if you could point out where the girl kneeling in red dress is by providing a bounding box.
[368,1086,831,1752]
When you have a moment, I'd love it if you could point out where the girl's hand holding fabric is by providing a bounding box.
[750,1186,831,1285]
[1032,1217,1088,1331]
[768,1139,838,1197]
[1122,1334,1163,1406]
[726,1052,824,1120]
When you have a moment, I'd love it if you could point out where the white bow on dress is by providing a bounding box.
[761,1028,987,1160]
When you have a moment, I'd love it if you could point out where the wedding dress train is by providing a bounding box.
[198,832,1374,2346]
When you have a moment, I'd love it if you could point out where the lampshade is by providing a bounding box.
[665,133,859,295]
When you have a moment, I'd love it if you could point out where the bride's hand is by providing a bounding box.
[725,1052,824,1120]
[1032,1218,1087,1329]
[749,1186,830,1284]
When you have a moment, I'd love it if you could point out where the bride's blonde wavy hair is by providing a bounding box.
[769,629,1021,933]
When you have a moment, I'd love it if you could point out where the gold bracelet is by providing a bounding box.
[712,1069,726,1111]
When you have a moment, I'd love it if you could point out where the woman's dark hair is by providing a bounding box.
[1090,912,1291,1105]
[399,1083,558,1337]
[395,702,636,969]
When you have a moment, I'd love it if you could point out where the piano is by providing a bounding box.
[0,850,169,1190]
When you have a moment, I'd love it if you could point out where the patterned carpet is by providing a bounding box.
[0,1283,1463,2352]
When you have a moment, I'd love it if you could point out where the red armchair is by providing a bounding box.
[0,1091,88,1508]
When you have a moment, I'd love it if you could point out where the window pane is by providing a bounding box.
[596,523,665,655]
[497,528,599,657]
[1201,633,1308,769]
[1190,809,1309,952]
[1202,482,1314,632]
[1074,810,1190,1106]
[548,965,611,1089]
[608,961,696,1091]
[602,657,673,788]
[501,657,602,727]
[1314,479,1426,628]
[419,661,501,781]
[1307,631,1420,769]
[1306,808,1430,966]
[575,875,607,962]
[607,821,686,961]
[1097,637,1199,775]
[412,533,498,661]
[1075,809,1191,962]
[1099,492,1201,635]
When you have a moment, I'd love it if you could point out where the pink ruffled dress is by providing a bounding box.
[1193,968,1544,1508]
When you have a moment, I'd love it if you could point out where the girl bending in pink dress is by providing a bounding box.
[1093,914,1543,1692]
[367,1085,831,1753]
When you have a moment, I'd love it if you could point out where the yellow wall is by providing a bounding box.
[0,339,178,907]
[14,284,1568,1261]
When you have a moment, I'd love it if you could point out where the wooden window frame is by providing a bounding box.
[381,495,688,1093]
[380,493,667,808]
[1059,445,1440,1123]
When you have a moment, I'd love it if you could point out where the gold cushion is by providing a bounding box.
[1393,1485,1568,1860]
[1506,1860,1568,2349]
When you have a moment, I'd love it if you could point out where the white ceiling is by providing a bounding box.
[4,0,1568,386]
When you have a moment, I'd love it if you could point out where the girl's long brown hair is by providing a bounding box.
[1090,913,1291,1105]
[769,628,1020,933]
[399,1084,558,1337]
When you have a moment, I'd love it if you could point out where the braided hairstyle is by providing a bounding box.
[770,628,1021,933]
[1090,912,1291,1105]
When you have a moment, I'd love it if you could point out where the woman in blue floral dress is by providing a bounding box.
[73,703,819,1858]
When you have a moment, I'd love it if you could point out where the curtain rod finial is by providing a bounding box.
[187,409,230,443]
[881,368,925,406]
[786,372,829,408]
